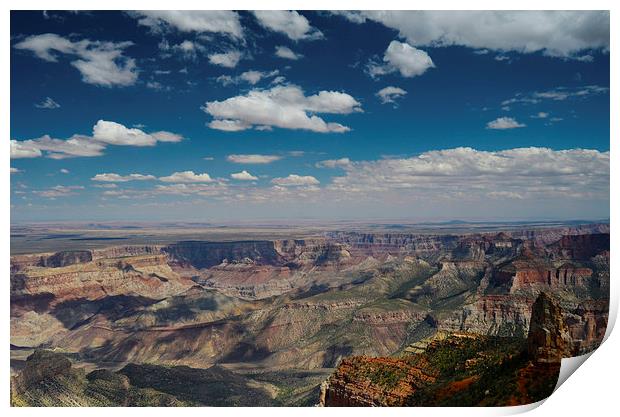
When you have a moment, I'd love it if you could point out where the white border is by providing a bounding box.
[3,1,617,416]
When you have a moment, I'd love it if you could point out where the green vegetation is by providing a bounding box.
[405,335,558,406]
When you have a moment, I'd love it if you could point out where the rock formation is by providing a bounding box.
[9,224,609,406]
[527,292,571,362]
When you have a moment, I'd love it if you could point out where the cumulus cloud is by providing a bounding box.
[272,174,320,186]
[159,171,214,183]
[316,158,352,169]
[10,140,43,159]
[203,84,361,133]
[14,33,138,87]
[60,168,69,174]
[227,154,282,164]
[130,11,243,38]
[486,117,526,130]
[35,97,60,109]
[231,170,258,181]
[10,167,21,174]
[10,120,183,159]
[368,41,434,78]
[326,147,609,200]
[11,135,105,159]
[334,11,609,59]
[92,173,156,182]
[93,120,156,146]
[275,45,303,60]
[208,50,242,68]
[92,120,184,146]
[253,11,323,41]
[531,112,549,119]
[376,86,407,105]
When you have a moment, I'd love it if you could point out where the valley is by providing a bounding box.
[10,222,610,406]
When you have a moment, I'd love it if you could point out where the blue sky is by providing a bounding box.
[10,11,610,223]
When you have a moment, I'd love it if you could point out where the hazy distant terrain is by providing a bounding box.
[10,219,604,254]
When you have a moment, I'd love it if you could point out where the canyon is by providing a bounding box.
[10,223,609,406]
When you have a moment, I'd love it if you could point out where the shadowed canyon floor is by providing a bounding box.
[10,222,609,406]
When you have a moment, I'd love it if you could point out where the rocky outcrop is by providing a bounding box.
[527,292,571,363]
[491,259,594,292]
[326,232,461,259]
[40,250,93,268]
[320,356,437,406]
[548,233,610,260]
[321,292,572,407]
[164,239,351,269]
[439,294,532,336]
[12,350,72,394]
[165,240,284,269]
[11,254,190,304]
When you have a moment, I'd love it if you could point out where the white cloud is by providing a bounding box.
[209,120,251,132]
[150,131,184,142]
[35,97,60,109]
[203,84,361,133]
[502,85,608,107]
[240,70,279,85]
[152,183,228,196]
[93,120,183,146]
[208,50,242,68]
[172,40,205,60]
[535,85,609,101]
[326,147,609,200]
[146,81,171,91]
[14,33,138,87]
[93,120,157,146]
[335,11,609,59]
[231,170,258,181]
[531,112,549,119]
[159,171,214,183]
[253,11,323,41]
[368,41,434,78]
[239,70,264,85]
[60,168,69,174]
[316,158,352,169]
[227,154,282,164]
[11,135,105,159]
[272,174,320,187]
[92,173,156,182]
[10,140,43,159]
[275,45,303,60]
[11,120,183,159]
[33,185,84,199]
[216,70,280,86]
[10,167,21,174]
[376,86,407,104]
[486,117,526,130]
[131,11,243,38]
